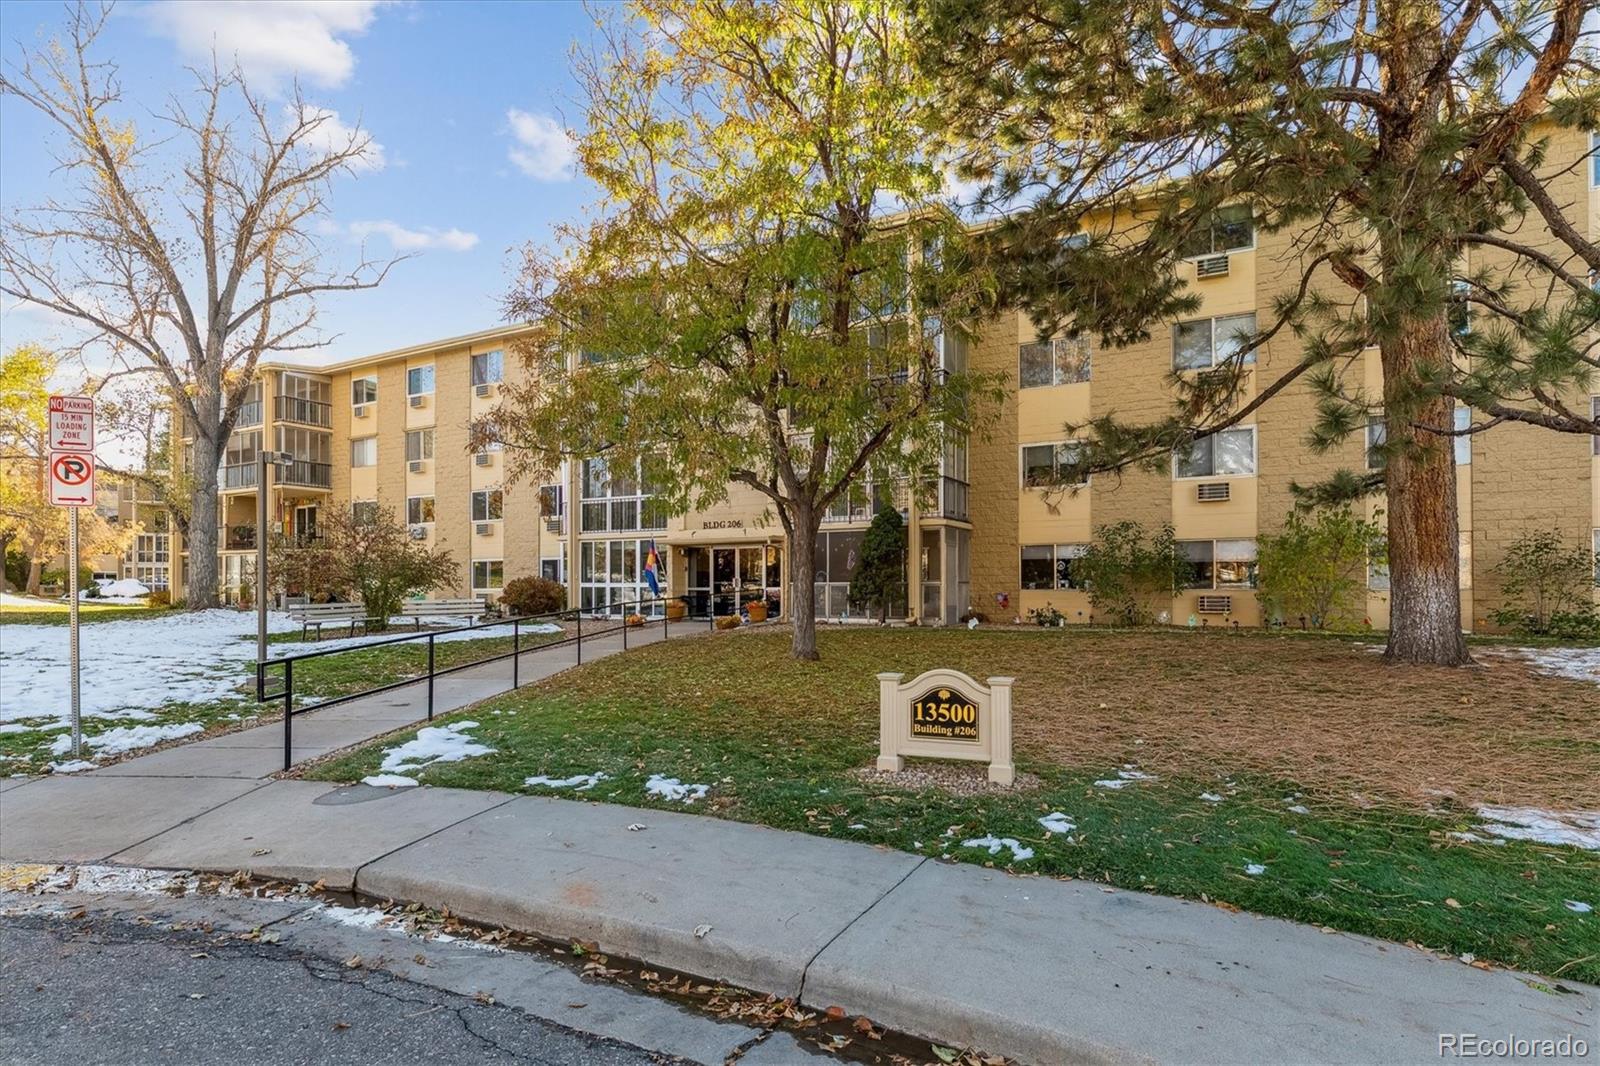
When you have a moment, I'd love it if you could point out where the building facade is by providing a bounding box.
[169,130,1600,628]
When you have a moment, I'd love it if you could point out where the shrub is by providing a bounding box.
[147,589,172,607]
[500,575,566,618]
[1076,521,1190,626]
[1489,529,1598,635]
[1028,603,1066,626]
[850,507,907,622]
[715,615,741,630]
[1255,505,1385,629]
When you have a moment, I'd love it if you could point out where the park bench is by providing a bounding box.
[400,598,489,628]
[286,602,373,641]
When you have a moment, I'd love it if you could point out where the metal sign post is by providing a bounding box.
[49,395,95,760]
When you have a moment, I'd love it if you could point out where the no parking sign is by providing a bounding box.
[49,451,95,507]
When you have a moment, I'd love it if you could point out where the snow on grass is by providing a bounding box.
[361,774,420,788]
[1566,900,1593,913]
[961,836,1034,862]
[1244,863,1267,876]
[1094,767,1157,790]
[1,609,299,727]
[524,772,608,791]
[377,721,495,776]
[46,760,97,774]
[1505,646,1600,686]
[644,773,708,804]
[1199,792,1223,803]
[1474,806,1600,851]
[1038,812,1076,834]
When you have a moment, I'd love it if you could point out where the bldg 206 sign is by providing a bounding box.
[877,669,1014,785]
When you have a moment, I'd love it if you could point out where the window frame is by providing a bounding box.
[471,488,504,522]
[1019,441,1087,489]
[351,376,377,406]
[1177,538,1258,590]
[1171,312,1258,371]
[351,500,379,525]
[1018,335,1092,388]
[350,437,377,468]
[404,428,435,462]
[406,364,436,398]
[406,495,435,526]
[1019,543,1088,591]
[471,559,505,592]
[471,350,504,387]
[1179,204,1255,259]
[1172,426,1257,480]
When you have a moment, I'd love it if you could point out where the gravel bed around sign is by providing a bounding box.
[849,761,1043,796]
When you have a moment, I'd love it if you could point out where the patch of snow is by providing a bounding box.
[1502,646,1600,686]
[55,722,205,757]
[1095,769,1156,790]
[1199,792,1223,803]
[1565,900,1592,914]
[315,904,388,930]
[1038,812,1075,833]
[644,774,709,804]
[1244,863,1267,876]
[47,760,97,774]
[961,836,1034,862]
[524,772,608,791]
[848,823,867,830]
[377,721,495,775]
[1286,804,1310,815]
[1474,806,1600,851]
[362,774,420,788]
[83,578,150,599]
[1,609,299,725]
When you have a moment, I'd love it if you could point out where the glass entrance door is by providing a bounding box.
[685,545,784,617]
[712,547,737,616]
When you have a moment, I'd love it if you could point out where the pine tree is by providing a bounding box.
[915,0,1598,664]
[852,506,907,623]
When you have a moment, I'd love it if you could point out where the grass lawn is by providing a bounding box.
[0,602,172,626]
[307,625,1600,984]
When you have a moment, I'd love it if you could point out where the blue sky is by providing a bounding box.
[0,0,599,367]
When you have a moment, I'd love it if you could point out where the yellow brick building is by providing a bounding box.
[172,132,1600,629]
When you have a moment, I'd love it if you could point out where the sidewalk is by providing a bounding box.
[2,626,1595,1063]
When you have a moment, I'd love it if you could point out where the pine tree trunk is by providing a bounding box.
[1380,314,1472,666]
[788,512,820,661]
[186,428,222,610]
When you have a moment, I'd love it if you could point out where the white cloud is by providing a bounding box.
[138,1,383,91]
[287,104,386,172]
[505,109,577,181]
[346,220,479,253]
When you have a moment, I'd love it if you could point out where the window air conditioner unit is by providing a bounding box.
[1197,594,1232,614]
[474,452,493,467]
[408,525,428,540]
[474,383,494,399]
[1195,254,1230,279]
[408,460,426,474]
[353,404,370,419]
[545,517,563,533]
[1196,481,1231,502]
[408,394,427,409]
[475,522,493,536]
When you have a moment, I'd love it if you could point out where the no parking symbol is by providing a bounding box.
[49,451,95,507]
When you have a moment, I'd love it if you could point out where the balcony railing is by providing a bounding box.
[222,464,258,490]
[234,401,263,428]
[930,476,969,521]
[822,479,910,524]
[274,395,332,427]
[225,525,256,551]
[579,496,669,534]
[281,460,332,489]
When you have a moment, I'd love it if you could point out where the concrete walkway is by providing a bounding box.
[2,621,1595,1063]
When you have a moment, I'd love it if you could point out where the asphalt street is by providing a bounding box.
[0,912,671,1066]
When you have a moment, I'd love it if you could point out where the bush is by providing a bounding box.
[500,575,566,618]
[1489,529,1597,636]
[1255,505,1384,629]
[850,507,906,622]
[1076,521,1190,626]
[147,589,172,607]
[1028,603,1066,626]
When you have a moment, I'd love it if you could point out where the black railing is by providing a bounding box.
[275,395,333,427]
[257,596,741,771]
[280,460,332,488]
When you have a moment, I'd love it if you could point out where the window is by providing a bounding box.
[1366,418,1387,471]
[350,437,377,467]
[1179,539,1258,589]
[472,560,504,591]
[1368,557,1390,591]
[1450,278,1472,337]
[1173,313,1257,370]
[1018,336,1091,388]
[1021,441,1085,487]
[579,538,661,615]
[1174,427,1256,478]
[1179,204,1254,257]
[407,365,435,396]
[405,428,435,462]
[471,350,504,386]
[351,500,378,524]
[406,496,435,525]
[1020,544,1087,590]
[579,455,668,533]
[541,556,565,583]
[471,489,503,522]
[352,376,377,405]
[1454,407,1471,465]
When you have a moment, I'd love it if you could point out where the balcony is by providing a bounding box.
[235,400,263,428]
[274,395,332,428]
[221,464,258,490]
[930,476,969,521]
[225,525,256,551]
[280,460,332,489]
[579,496,669,534]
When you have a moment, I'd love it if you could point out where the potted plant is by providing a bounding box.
[665,598,687,622]
[715,614,741,630]
[746,599,768,623]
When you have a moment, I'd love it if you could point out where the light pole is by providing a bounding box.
[257,450,294,665]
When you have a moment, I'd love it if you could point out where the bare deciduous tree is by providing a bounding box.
[0,2,398,607]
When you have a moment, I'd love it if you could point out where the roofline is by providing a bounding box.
[257,322,533,376]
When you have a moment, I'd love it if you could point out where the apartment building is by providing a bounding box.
[170,128,1600,629]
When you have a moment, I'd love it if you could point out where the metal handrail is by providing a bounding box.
[256,596,716,770]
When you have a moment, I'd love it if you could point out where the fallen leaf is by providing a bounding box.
[825,1005,847,1021]
[853,1016,875,1033]
[567,1002,587,1010]
[332,1022,350,1031]
[931,1046,960,1063]
[1445,898,1461,909]
[251,848,271,857]
[693,924,713,939]
[344,955,363,969]
[626,823,647,832]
